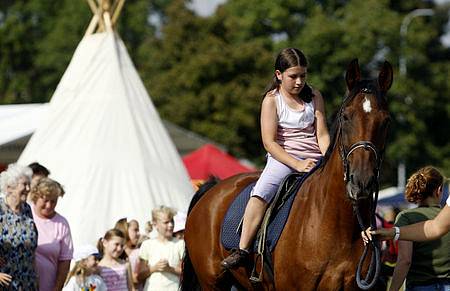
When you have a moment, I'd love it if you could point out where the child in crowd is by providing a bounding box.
[63,244,106,291]
[98,229,135,291]
[115,218,147,290]
[138,206,184,291]
[114,218,141,260]
[144,221,153,239]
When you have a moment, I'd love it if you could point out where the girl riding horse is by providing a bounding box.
[221,48,330,270]
[182,58,393,290]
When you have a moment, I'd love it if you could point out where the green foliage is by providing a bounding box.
[0,0,449,183]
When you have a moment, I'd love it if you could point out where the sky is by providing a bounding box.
[189,0,227,17]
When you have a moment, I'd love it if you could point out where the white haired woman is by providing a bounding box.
[0,163,38,290]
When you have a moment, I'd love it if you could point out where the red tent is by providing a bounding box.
[182,144,256,180]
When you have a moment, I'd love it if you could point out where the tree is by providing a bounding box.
[1,0,448,184]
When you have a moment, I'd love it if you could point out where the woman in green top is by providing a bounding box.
[389,166,450,291]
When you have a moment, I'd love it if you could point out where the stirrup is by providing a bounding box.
[249,253,264,283]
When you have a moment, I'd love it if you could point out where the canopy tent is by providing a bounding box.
[0,103,213,168]
[18,1,193,247]
[182,144,256,181]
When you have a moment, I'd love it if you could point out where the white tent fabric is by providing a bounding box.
[18,31,193,247]
[0,103,49,146]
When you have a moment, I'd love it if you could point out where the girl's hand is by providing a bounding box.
[0,273,12,286]
[152,259,169,273]
[294,159,316,173]
[361,227,395,245]
[361,227,373,245]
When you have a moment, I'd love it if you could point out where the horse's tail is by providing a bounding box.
[181,177,219,291]
[187,176,220,214]
[180,246,200,291]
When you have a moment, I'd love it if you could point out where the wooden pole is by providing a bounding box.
[103,11,113,31]
[111,0,125,26]
[85,14,100,36]
[85,0,124,35]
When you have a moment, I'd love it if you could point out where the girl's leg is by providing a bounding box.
[239,196,268,250]
[221,156,294,269]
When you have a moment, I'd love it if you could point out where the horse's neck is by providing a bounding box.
[300,148,360,237]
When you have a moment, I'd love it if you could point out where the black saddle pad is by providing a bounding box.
[220,174,308,252]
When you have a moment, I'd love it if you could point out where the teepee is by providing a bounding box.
[19,0,193,247]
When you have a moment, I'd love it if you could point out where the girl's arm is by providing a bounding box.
[166,262,182,276]
[388,241,412,291]
[137,258,151,282]
[312,90,330,155]
[126,262,136,291]
[261,92,315,172]
[367,205,450,241]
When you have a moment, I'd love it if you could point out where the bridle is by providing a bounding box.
[337,87,385,289]
[341,140,382,184]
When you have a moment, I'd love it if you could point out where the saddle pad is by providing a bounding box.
[220,176,305,253]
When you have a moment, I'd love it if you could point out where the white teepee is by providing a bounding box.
[19,1,193,247]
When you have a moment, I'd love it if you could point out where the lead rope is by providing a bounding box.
[354,183,381,290]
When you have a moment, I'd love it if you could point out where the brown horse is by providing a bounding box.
[182,59,393,290]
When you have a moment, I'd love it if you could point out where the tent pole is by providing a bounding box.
[85,14,99,36]
[111,0,125,26]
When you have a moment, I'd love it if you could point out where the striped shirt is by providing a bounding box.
[99,264,129,291]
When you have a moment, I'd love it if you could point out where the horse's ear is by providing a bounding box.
[345,59,361,92]
[378,61,393,93]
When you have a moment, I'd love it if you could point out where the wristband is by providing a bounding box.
[393,226,400,241]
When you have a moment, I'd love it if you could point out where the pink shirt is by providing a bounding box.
[274,90,322,160]
[128,249,144,291]
[32,206,73,291]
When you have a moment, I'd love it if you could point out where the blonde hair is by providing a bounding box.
[405,166,444,203]
[151,205,176,223]
[64,259,90,287]
[29,177,65,203]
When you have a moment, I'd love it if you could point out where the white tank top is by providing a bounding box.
[272,90,322,160]
[275,90,315,129]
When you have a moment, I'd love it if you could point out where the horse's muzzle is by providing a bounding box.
[346,174,376,201]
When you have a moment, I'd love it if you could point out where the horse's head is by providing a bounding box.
[339,59,393,201]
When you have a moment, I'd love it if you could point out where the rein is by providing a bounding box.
[337,89,383,289]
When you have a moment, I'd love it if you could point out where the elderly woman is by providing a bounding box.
[0,163,38,290]
[30,177,74,291]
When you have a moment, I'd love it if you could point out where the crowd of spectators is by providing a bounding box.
[0,162,187,291]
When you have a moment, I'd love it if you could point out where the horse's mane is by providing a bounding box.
[319,115,341,168]
[187,176,220,215]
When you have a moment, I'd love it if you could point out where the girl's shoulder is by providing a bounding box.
[262,89,278,106]
[173,237,185,247]
[98,259,125,268]
[264,89,278,99]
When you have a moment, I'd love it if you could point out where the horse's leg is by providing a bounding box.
[185,174,260,291]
